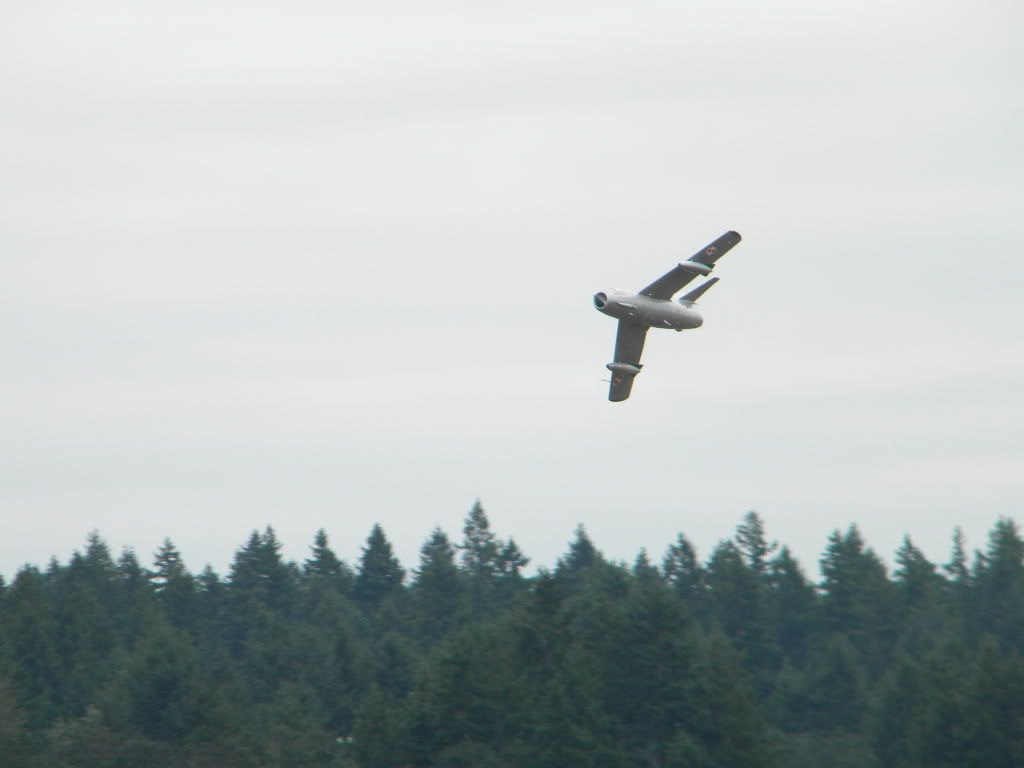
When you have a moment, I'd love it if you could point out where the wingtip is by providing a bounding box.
[727,230,741,242]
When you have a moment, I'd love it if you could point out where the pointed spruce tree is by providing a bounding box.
[820,524,895,669]
[149,538,199,629]
[303,528,355,597]
[765,546,818,665]
[663,532,704,609]
[354,524,405,607]
[735,510,778,580]
[413,527,463,639]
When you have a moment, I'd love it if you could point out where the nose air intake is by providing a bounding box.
[593,292,608,309]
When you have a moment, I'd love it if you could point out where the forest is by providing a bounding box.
[1,505,1022,768]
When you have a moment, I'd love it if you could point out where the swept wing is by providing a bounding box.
[640,230,742,300]
[607,321,648,402]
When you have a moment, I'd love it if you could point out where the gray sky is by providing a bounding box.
[2,0,1022,580]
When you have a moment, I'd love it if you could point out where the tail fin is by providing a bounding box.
[677,277,719,306]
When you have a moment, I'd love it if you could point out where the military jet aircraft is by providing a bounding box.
[593,231,742,401]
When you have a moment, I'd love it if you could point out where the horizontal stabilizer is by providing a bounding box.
[678,277,719,306]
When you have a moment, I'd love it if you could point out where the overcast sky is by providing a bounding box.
[2,0,1022,580]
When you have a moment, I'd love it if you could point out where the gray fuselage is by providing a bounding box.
[593,289,703,331]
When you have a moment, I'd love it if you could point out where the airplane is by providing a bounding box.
[593,230,742,401]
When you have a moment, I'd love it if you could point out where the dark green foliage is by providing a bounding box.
[459,501,501,580]
[304,529,355,598]
[970,518,1024,649]
[603,573,702,764]
[820,525,895,670]
[663,532,705,611]
[962,637,1024,767]
[413,528,463,640]
[705,539,772,672]
[803,635,869,732]
[352,685,406,768]
[5,566,62,727]
[736,510,778,578]
[458,501,523,612]
[701,627,775,768]
[765,546,817,664]
[559,524,600,573]
[893,535,943,609]
[1,512,1023,767]
[53,534,122,716]
[100,622,207,741]
[353,524,404,607]
[944,526,970,585]
[0,670,32,768]
[149,539,201,630]
[228,527,295,611]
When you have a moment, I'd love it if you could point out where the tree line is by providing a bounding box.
[1,503,1022,767]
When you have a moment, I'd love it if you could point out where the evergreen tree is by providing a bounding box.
[353,685,407,768]
[872,652,928,768]
[944,526,970,585]
[48,704,161,768]
[3,512,1024,768]
[701,627,775,768]
[705,539,770,670]
[496,538,529,583]
[458,501,501,596]
[413,624,525,757]
[962,637,1024,768]
[916,638,974,768]
[0,670,32,768]
[971,518,1024,647]
[149,538,188,590]
[603,573,702,766]
[100,622,206,742]
[149,539,200,630]
[820,525,894,668]
[735,510,778,579]
[893,535,943,618]
[303,529,355,597]
[52,536,122,717]
[662,532,704,609]
[223,528,304,699]
[413,528,463,640]
[559,524,599,572]
[3,565,61,727]
[249,680,340,768]
[354,524,405,606]
[194,564,227,641]
[804,635,869,732]
[555,525,604,597]
[112,548,156,646]
[228,528,294,609]
[766,546,818,664]
[632,549,660,582]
